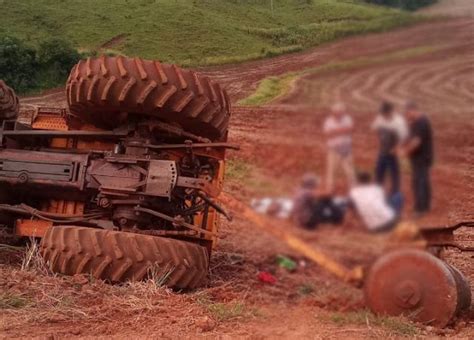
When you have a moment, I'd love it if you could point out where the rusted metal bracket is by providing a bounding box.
[125,141,240,151]
[144,121,211,143]
[420,221,474,251]
[1,129,129,138]
[197,192,232,221]
[134,206,216,237]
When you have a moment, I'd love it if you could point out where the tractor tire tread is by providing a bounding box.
[40,226,209,289]
[67,56,230,141]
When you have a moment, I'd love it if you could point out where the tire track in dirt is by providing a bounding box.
[281,45,474,117]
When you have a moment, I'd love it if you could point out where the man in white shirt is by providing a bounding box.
[323,102,355,192]
[371,101,408,194]
[349,172,397,232]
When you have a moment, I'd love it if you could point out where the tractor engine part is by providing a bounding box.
[0,132,230,234]
[66,56,230,141]
[364,248,471,328]
[0,80,19,120]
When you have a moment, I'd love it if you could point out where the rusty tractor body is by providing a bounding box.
[0,58,233,289]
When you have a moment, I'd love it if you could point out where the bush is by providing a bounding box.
[364,0,437,11]
[38,39,81,78]
[36,39,81,90]
[0,35,81,93]
[0,36,37,92]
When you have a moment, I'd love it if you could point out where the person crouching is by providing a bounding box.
[292,174,345,229]
[349,172,398,232]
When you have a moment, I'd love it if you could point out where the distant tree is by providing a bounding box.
[37,38,81,78]
[0,36,81,93]
[0,36,37,92]
[364,0,437,11]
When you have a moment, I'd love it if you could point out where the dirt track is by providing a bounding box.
[2,13,474,339]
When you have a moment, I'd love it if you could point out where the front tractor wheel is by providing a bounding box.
[40,226,209,290]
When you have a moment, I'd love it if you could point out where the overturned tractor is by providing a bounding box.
[0,57,235,289]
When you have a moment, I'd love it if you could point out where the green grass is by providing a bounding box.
[226,159,253,182]
[239,74,297,106]
[196,293,260,322]
[239,45,439,106]
[225,158,281,195]
[0,0,414,67]
[330,310,419,336]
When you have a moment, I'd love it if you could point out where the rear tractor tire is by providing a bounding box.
[0,80,19,120]
[40,226,209,290]
[66,56,231,141]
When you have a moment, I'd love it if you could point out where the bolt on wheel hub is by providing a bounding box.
[395,280,421,308]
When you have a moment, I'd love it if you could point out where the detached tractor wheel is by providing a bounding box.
[40,226,209,290]
[364,249,471,327]
[66,56,230,141]
[0,80,19,120]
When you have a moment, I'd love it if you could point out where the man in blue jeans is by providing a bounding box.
[398,101,434,216]
[371,101,408,194]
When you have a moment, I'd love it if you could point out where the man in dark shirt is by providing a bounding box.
[399,101,434,215]
[371,101,408,194]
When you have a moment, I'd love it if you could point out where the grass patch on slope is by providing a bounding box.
[239,45,439,106]
[239,75,297,106]
[330,310,419,336]
[0,0,415,67]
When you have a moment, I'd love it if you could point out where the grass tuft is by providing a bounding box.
[0,293,31,310]
[146,262,175,289]
[239,75,296,106]
[196,293,259,322]
[226,159,252,181]
[21,239,50,275]
[330,310,419,336]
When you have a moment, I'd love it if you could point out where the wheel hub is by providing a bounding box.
[395,280,421,308]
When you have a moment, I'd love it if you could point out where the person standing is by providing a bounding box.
[323,102,355,192]
[399,101,434,215]
[371,101,408,194]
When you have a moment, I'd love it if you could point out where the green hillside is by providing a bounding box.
[0,0,414,67]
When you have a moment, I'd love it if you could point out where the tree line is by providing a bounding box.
[0,36,81,93]
[365,0,437,11]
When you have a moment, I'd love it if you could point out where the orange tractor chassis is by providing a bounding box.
[0,113,236,247]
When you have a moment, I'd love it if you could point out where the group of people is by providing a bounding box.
[293,100,433,232]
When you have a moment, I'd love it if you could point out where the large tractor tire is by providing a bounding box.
[0,80,19,120]
[66,56,230,141]
[40,226,209,289]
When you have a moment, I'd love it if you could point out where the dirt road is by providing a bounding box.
[420,0,474,17]
[2,13,473,339]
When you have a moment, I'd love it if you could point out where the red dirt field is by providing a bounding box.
[1,15,473,339]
